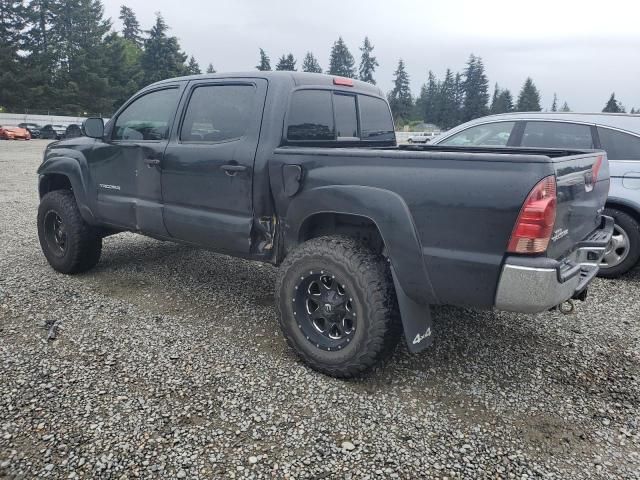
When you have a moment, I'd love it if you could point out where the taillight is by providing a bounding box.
[507,176,557,254]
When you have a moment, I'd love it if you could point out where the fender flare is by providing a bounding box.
[37,156,95,224]
[283,185,438,306]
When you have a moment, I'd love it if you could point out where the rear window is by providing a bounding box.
[287,90,334,141]
[359,95,395,141]
[521,121,594,149]
[286,90,394,143]
[439,122,515,147]
[597,127,640,160]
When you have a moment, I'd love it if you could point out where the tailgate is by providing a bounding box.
[546,152,610,259]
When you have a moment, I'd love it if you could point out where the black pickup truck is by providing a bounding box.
[37,72,613,377]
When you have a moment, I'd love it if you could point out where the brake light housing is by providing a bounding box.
[507,176,557,254]
[333,77,353,87]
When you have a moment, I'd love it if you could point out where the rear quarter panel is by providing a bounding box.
[272,149,555,308]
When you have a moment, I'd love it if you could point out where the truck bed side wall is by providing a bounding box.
[270,149,555,308]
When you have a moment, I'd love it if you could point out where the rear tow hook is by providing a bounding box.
[558,300,575,315]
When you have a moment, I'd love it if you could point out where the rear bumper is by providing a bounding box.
[495,216,614,313]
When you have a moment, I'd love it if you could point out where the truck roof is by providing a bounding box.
[149,71,385,97]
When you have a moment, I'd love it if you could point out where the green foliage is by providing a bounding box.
[256,48,270,71]
[275,53,296,71]
[0,0,26,109]
[490,83,513,114]
[206,63,216,74]
[516,77,541,112]
[550,93,558,112]
[302,52,322,73]
[186,56,201,75]
[388,59,413,124]
[358,36,377,84]
[560,101,571,112]
[462,54,489,122]
[119,5,142,47]
[602,92,625,113]
[140,13,188,86]
[328,37,355,78]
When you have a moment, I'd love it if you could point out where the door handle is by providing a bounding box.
[144,158,161,166]
[220,164,247,176]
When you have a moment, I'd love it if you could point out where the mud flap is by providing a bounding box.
[390,266,433,353]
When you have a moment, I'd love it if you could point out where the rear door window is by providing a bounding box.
[180,84,256,142]
[597,127,640,160]
[439,122,515,147]
[521,121,594,149]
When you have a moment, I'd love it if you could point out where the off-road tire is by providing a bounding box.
[275,235,401,378]
[37,190,102,274]
[598,208,640,278]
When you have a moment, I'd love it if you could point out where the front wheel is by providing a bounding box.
[598,208,640,278]
[37,190,102,274]
[275,236,401,378]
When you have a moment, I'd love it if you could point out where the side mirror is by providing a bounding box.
[82,117,104,139]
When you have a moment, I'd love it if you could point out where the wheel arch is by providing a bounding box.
[605,197,640,225]
[38,157,95,224]
[282,185,438,305]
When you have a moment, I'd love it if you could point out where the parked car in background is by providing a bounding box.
[431,112,640,277]
[64,124,82,138]
[18,122,42,139]
[40,124,67,140]
[407,132,435,143]
[0,125,31,140]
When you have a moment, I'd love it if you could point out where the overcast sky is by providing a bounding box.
[102,0,640,112]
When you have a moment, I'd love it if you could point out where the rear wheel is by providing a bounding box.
[598,208,640,278]
[275,236,401,378]
[37,190,102,274]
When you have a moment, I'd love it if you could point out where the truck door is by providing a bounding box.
[161,79,267,253]
[89,85,183,235]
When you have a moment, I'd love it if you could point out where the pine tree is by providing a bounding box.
[438,69,458,129]
[185,56,201,75]
[206,63,216,74]
[516,77,542,112]
[0,0,26,110]
[551,93,558,112]
[490,84,513,114]
[102,31,144,111]
[602,93,625,113]
[388,59,412,124]
[328,37,355,78]
[301,52,322,73]
[462,54,489,122]
[422,71,440,124]
[275,53,296,71]
[119,5,142,47]
[560,101,571,112]
[256,48,270,71]
[358,36,378,84]
[631,108,637,114]
[140,13,188,86]
[453,72,464,124]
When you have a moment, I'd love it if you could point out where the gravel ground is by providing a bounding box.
[1,140,639,479]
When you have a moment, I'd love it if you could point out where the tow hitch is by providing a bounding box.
[558,300,575,315]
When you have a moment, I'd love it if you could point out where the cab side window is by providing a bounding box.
[598,127,640,160]
[521,121,594,149]
[180,84,256,142]
[113,88,179,141]
[439,122,515,147]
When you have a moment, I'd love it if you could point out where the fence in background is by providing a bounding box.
[0,113,88,126]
